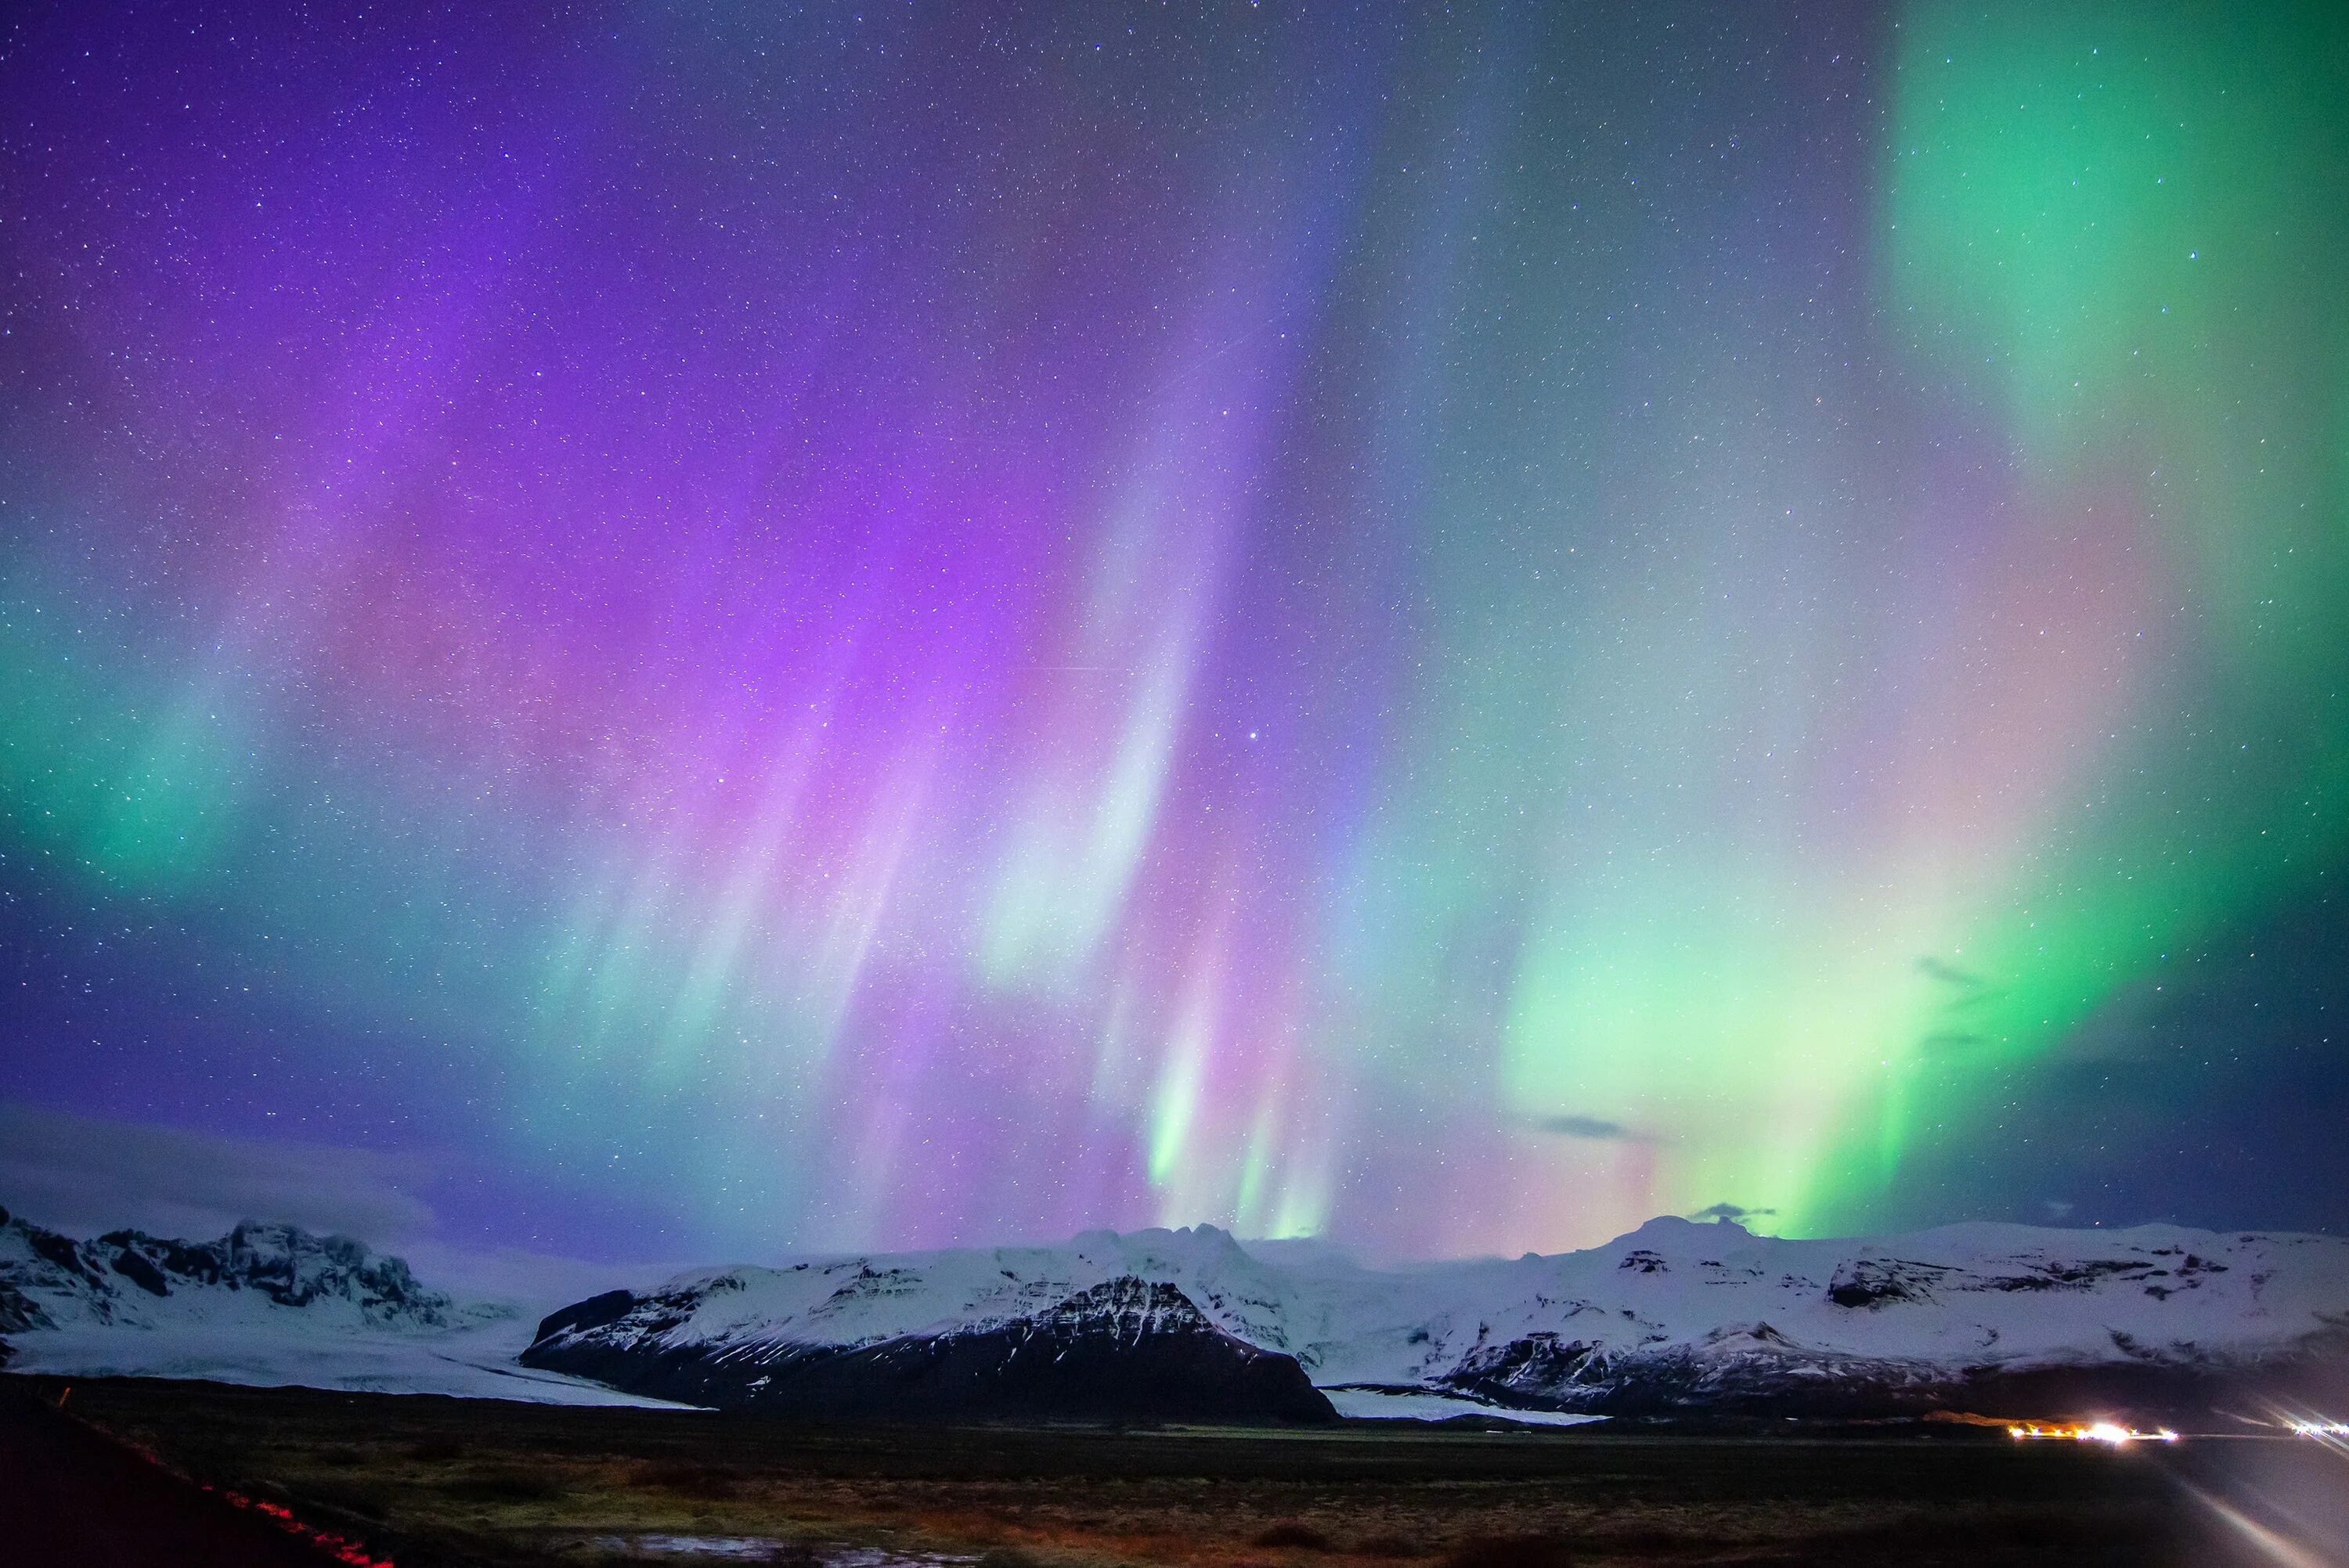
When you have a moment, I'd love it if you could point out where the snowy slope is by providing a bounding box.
[526,1216,2349,1415]
[0,1206,687,1407]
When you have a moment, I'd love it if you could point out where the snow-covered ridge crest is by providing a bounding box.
[535,1215,2349,1414]
[612,1223,1301,1356]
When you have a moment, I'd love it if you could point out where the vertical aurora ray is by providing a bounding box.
[2,2,2343,1262]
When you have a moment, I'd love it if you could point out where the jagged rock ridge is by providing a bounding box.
[0,1203,453,1350]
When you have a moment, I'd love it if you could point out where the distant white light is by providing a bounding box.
[2008,1421,2178,1445]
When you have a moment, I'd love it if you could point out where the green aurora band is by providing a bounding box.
[1824,0,2349,1223]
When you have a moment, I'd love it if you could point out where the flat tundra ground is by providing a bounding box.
[6,1375,2339,1567]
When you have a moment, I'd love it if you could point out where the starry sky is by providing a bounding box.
[3,1,2346,1266]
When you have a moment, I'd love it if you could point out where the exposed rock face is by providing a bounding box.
[1434,1328,1972,1417]
[522,1274,1337,1424]
[1827,1258,1951,1310]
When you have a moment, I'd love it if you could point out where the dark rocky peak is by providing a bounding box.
[534,1289,639,1345]
[1699,1321,1798,1349]
[27,1225,106,1287]
[109,1249,172,1297]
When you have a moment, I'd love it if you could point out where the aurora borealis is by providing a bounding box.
[3,2,2345,1264]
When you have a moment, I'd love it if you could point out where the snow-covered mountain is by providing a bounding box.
[0,1205,680,1406]
[0,1203,456,1335]
[521,1216,2349,1421]
[12,1199,2346,1422]
[528,1272,1337,1423]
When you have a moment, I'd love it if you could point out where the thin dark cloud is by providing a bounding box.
[1916,957,2002,1056]
[1532,1114,1653,1143]
[1917,956,1988,989]
[1689,1202,1776,1224]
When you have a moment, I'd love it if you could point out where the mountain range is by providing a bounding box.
[9,1202,2349,1426]
[516,1215,2349,1423]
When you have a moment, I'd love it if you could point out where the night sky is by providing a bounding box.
[3,2,2345,1267]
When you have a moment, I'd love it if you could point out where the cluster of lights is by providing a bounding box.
[2287,1420,2349,1439]
[2008,1422,2180,1446]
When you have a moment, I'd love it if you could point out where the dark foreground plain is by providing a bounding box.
[7,1375,2345,1567]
